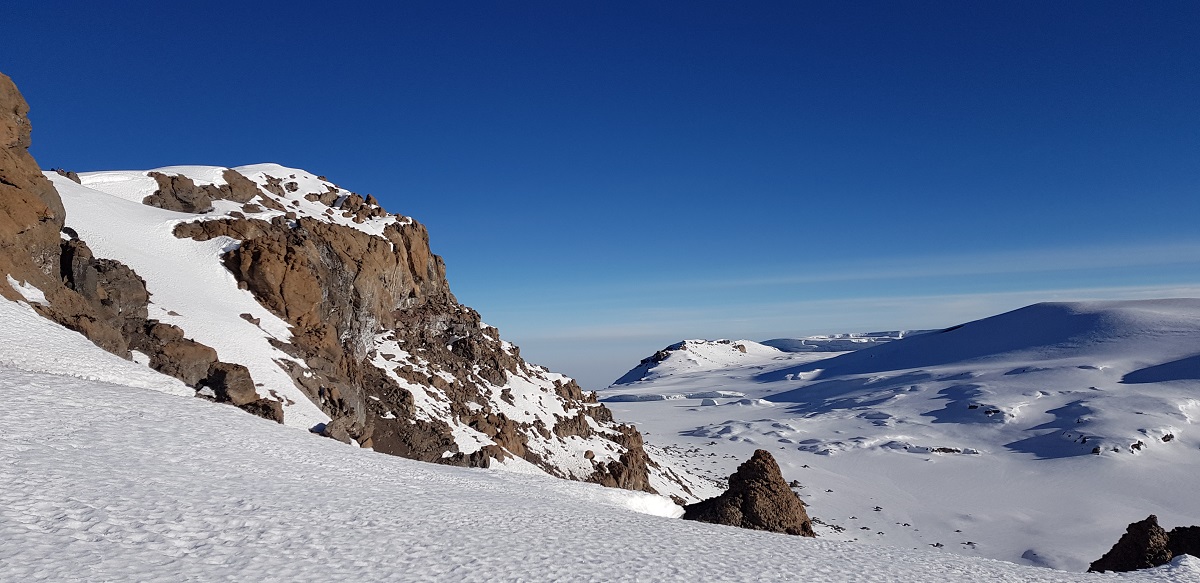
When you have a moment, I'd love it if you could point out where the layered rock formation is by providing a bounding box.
[682,449,815,536]
[1088,515,1200,572]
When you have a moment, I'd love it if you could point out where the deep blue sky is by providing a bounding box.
[6,2,1200,388]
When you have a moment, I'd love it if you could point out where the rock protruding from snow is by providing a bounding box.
[0,72,67,304]
[683,449,815,536]
[1088,515,1200,572]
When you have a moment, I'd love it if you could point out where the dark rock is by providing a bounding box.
[53,168,81,183]
[204,362,259,406]
[1089,515,1175,572]
[682,449,816,536]
[237,398,284,423]
[1169,525,1200,559]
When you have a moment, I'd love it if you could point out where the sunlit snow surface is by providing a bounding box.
[603,300,1200,571]
[2,340,1197,582]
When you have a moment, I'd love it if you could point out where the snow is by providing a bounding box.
[4,361,1196,581]
[6,275,47,305]
[0,297,189,395]
[602,300,1200,572]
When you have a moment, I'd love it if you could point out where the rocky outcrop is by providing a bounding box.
[682,449,815,536]
[1088,515,1200,572]
[0,73,68,303]
[142,169,261,213]
[0,72,280,423]
[169,171,662,491]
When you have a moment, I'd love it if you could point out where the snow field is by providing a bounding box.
[3,365,1195,582]
[603,300,1200,571]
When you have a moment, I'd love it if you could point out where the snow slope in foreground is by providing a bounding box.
[602,300,1200,572]
[3,356,1197,581]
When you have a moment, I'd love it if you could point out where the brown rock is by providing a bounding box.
[682,449,816,536]
[0,72,67,302]
[238,398,284,423]
[204,362,259,406]
[142,169,262,213]
[144,172,214,213]
[221,168,260,203]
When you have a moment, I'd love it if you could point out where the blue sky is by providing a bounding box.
[6,2,1200,388]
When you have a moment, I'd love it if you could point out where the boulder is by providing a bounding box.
[683,449,815,536]
[1089,515,1177,572]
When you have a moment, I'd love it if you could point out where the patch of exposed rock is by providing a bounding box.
[0,71,280,423]
[682,449,815,536]
[1089,515,1200,572]
[142,169,261,213]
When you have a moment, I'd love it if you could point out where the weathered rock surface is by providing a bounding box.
[0,72,67,303]
[682,449,815,536]
[0,71,281,423]
[142,169,262,213]
[1088,515,1200,572]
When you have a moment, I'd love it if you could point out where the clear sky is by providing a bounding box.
[6,2,1200,388]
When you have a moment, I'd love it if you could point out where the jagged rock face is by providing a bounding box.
[682,449,815,536]
[171,173,657,491]
[0,73,67,300]
[1089,515,1177,572]
[0,72,280,423]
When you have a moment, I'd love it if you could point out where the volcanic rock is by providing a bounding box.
[1088,515,1180,572]
[682,449,816,536]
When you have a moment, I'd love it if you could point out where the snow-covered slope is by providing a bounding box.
[4,324,1197,581]
[601,300,1200,571]
[612,339,784,386]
